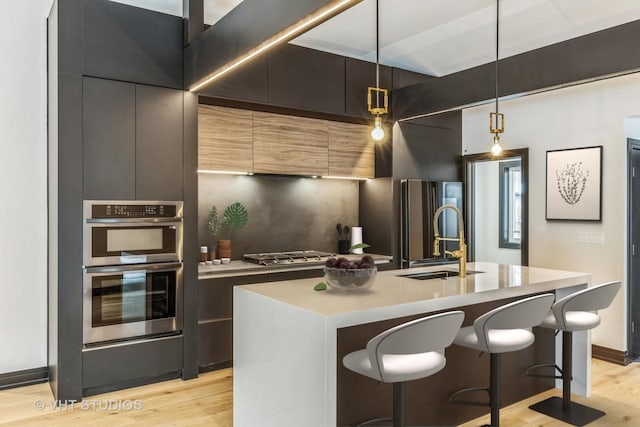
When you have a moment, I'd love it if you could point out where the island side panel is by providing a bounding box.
[234,287,334,427]
[336,296,556,427]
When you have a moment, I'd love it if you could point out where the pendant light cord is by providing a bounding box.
[375,0,380,109]
[495,0,499,115]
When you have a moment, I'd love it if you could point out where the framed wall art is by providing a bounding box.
[546,146,602,221]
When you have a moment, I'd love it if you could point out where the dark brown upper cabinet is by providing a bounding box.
[135,85,184,201]
[83,77,136,200]
[198,56,268,104]
[392,67,434,90]
[83,76,184,200]
[393,116,462,182]
[82,0,183,89]
[267,44,346,115]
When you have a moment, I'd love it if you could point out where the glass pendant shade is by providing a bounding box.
[371,116,385,141]
[491,135,503,156]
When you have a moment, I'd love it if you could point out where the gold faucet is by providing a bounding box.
[432,204,467,278]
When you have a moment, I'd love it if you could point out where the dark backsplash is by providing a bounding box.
[198,174,359,259]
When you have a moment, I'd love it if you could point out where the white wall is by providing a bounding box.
[0,0,53,374]
[473,161,521,265]
[462,73,640,351]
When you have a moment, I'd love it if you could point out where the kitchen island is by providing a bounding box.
[233,262,592,427]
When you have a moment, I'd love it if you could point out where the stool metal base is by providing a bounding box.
[448,353,502,427]
[529,396,605,426]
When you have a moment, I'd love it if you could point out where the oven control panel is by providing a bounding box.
[91,203,178,218]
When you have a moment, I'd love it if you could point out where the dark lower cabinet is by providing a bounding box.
[199,319,233,370]
[82,335,183,396]
[82,76,184,200]
[83,77,136,200]
[198,269,331,371]
[199,278,234,371]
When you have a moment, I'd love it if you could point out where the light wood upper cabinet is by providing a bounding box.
[198,105,253,172]
[253,111,329,176]
[328,122,375,178]
[197,106,375,178]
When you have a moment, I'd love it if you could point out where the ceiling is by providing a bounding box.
[112,0,640,77]
[110,0,243,25]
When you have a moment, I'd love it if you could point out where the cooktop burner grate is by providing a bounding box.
[243,250,335,266]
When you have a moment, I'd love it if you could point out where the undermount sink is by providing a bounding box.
[398,269,484,280]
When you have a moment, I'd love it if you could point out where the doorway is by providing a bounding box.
[628,138,640,359]
[462,148,529,266]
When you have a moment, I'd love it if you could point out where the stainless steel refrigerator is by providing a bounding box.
[400,179,463,268]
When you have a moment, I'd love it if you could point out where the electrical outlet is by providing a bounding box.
[578,231,605,244]
[591,231,605,244]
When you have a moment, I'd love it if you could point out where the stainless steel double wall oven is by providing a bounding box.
[82,201,183,346]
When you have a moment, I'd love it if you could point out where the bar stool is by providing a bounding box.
[527,281,621,426]
[448,293,555,427]
[342,311,465,427]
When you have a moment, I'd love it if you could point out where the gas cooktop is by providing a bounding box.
[243,250,335,266]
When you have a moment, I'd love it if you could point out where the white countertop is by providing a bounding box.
[198,253,393,279]
[237,262,590,323]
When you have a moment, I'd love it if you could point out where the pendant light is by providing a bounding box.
[490,0,504,156]
[367,0,388,142]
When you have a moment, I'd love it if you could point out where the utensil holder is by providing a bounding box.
[338,239,350,254]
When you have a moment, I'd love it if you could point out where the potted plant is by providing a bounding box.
[208,202,249,259]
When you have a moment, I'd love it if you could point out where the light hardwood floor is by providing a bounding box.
[0,359,637,426]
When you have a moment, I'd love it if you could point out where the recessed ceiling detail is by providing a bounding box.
[109,0,244,25]
[204,0,244,25]
[109,0,183,17]
[290,0,640,76]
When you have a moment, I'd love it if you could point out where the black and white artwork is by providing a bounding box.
[546,146,602,221]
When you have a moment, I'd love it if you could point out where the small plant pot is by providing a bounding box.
[338,239,351,255]
[217,239,231,259]
[208,246,217,261]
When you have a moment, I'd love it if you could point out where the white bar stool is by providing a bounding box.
[448,293,555,427]
[342,311,465,427]
[527,281,621,426]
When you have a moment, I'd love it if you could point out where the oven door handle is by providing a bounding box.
[85,217,182,224]
[83,262,182,274]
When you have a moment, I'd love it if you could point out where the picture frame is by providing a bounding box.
[546,146,602,221]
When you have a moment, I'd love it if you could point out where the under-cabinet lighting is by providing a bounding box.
[189,0,358,92]
[321,176,370,181]
[197,169,252,175]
